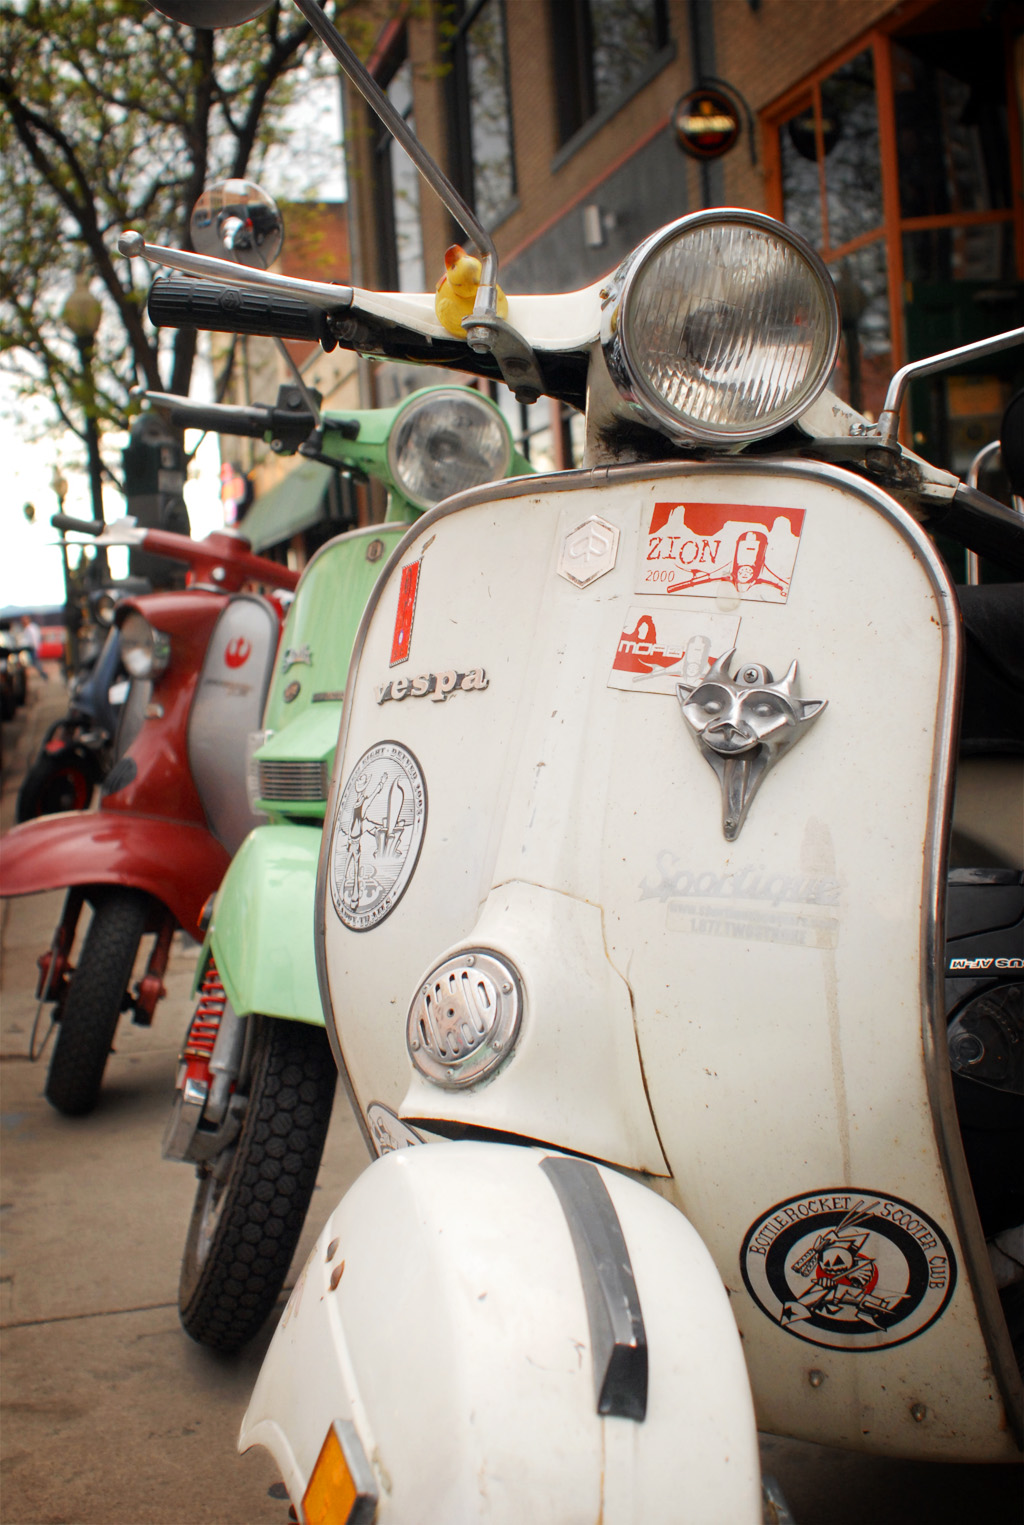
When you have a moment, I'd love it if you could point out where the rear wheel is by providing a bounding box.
[178,1017,336,1352]
[44,889,150,1116]
[16,747,95,821]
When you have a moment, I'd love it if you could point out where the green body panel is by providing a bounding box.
[206,824,324,1024]
[262,523,411,735]
[253,702,342,819]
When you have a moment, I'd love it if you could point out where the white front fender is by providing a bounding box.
[241,1140,761,1523]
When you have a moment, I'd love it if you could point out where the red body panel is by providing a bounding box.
[104,590,224,825]
[0,810,230,940]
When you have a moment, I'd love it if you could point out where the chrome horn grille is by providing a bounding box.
[407,950,522,1088]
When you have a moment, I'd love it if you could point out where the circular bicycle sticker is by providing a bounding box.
[329,741,426,931]
[740,1190,957,1351]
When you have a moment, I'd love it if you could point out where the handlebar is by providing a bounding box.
[148,276,338,349]
[933,485,1024,576]
[52,513,104,536]
[142,389,317,451]
[52,513,298,594]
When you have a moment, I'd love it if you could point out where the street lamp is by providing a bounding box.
[61,272,108,582]
[51,465,79,674]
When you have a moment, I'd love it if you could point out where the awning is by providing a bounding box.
[238,459,333,552]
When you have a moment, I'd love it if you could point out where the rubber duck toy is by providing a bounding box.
[434,244,508,337]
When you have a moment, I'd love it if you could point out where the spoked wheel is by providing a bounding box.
[178,1017,336,1352]
[44,888,150,1117]
[16,747,96,821]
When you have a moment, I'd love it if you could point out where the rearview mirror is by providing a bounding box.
[148,1,272,26]
[190,181,284,270]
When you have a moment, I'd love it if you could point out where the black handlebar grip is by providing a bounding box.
[148,276,337,348]
[52,513,103,535]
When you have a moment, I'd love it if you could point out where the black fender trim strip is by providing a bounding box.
[540,1155,648,1421]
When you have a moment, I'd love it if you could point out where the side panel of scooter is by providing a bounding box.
[0,810,229,938]
[206,824,323,1023]
[240,1141,762,1524]
[261,525,411,737]
[320,460,1019,1460]
[188,594,280,855]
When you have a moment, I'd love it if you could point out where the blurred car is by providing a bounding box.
[38,625,66,662]
[0,626,28,719]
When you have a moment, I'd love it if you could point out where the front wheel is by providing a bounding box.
[44,888,151,1116]
[178,1017,336,1352]
[16,745,97,821]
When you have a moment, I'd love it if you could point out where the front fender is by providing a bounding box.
[207,824,322,1023]
[0,812,229,939]
[241,1140,761,1524]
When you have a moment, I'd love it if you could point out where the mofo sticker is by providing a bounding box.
[608,605,739,695]
[741,1190,956,1351]
[329,741,426,931]
[640,502,804,602]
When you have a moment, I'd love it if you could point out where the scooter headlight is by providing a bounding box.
[387,388,513,510]
[118,611,170,679]
[602,210,840,444]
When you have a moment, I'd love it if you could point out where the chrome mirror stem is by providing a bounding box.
[290,0,500,340]
[876,328,1024,449]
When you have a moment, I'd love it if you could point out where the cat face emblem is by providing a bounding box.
[677,649,826,839]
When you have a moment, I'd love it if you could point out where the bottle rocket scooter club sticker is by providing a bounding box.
[608,606,740,695]
[741,1190,957,1351]
[330,741,426,931]
[640,502,805,602]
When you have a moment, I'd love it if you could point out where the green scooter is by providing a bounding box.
[157,381,530,1351]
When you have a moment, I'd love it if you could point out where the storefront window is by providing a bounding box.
[374,54,424,292]
[448,0,517,229]
[892,38,1011,220]
[820,50,883,247]
[779,98,822,249]
[830,242,891,420]
[551,0,669,144]
[903,223,1016,285]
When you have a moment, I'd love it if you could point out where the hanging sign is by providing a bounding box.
[673,88,741,160]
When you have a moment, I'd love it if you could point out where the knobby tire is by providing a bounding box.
[178,1017,336,1352]
[44,889,150,1116]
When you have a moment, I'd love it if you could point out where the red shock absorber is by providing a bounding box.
[181,956,227,1088]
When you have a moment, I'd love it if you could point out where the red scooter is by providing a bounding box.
[0,513,298,1116]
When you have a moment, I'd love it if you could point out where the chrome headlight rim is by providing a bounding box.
[386,386,514,511]
[118,611,170,680]
[602,208,841,446]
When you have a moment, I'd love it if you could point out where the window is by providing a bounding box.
[447,0,517,230]
[551,0,669,145]
[373,49,424,291]
[776,49,890,421]
[766,10,1022,521]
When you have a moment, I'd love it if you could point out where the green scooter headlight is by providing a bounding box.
[387,388,514,511]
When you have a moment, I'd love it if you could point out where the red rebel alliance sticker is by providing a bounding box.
[224,636,252,669]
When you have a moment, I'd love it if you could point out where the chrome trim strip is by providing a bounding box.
[540,1155,648,1421]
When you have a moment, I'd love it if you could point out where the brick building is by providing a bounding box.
[343,0,1023,483]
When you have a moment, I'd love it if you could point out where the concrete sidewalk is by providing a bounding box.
[2,674,1021,1524]
[0,673,367,1525]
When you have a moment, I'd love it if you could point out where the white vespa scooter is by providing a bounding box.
[137,4,1023,1520]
